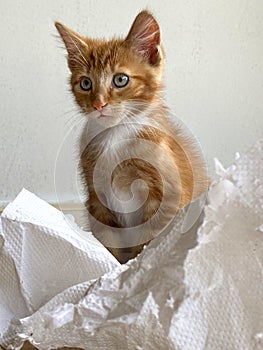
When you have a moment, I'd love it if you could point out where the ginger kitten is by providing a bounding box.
[55,11,209,263]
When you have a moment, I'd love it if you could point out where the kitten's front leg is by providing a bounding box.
[87,189,120,229]
[87,191,149,263]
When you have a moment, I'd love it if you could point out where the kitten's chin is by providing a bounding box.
[87,110,124,128]
[97,116,118,128]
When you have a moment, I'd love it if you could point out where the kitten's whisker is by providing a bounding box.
[65,111,83,131]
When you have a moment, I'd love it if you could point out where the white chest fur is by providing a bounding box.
[80,119,148,227]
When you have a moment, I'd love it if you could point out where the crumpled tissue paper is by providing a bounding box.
[0,140,263,350]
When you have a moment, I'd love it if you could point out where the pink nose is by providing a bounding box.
[93,100,107,111]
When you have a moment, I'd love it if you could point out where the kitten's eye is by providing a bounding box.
[80,77,92,91]
[113,74,129,88]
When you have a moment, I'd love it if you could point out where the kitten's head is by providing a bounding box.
[55,11,164,127]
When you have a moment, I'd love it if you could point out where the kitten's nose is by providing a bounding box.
[93,100,107,111]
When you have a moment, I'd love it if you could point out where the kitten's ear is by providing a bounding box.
[55,22,88,58]
[125,11,162,66]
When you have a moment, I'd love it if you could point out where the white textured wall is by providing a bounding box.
[0,0,262,205]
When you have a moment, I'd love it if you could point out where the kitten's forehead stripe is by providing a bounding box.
[99,72,107,85]
[85,44,120,72]
[89,51,96,68]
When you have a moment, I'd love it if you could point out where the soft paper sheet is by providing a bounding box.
[0,140,262,350]
[0,190,120,347]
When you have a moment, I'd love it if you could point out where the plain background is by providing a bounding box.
[0,0,262,205]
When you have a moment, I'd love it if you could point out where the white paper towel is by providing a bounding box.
[1,140,263,350]
[0,189,120,346]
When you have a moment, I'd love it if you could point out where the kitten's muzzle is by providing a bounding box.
[93,100,108,111]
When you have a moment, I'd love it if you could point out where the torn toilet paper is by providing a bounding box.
[0,140,263,350]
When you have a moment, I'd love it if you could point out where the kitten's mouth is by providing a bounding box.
[99,113,109,118]
[98,113,111,119]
